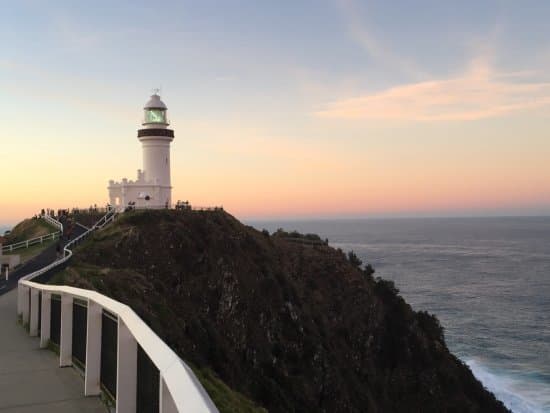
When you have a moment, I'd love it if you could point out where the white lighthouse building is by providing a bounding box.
[108,93,175,210]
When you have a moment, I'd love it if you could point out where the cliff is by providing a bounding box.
[52,209,509,413]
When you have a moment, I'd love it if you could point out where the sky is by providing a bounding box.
[1,0,549,225]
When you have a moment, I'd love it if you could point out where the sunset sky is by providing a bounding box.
[1,1,549,225]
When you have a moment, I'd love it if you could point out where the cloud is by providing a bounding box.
[316,58,550,121]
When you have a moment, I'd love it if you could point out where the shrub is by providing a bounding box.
[416,311,445,343]
[347,250,363,268]
[364,263,375,276]
[374,277,399,299]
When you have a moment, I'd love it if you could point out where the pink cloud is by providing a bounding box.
[316,60,550,121]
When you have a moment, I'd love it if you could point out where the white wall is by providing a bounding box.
[141,138,172,188]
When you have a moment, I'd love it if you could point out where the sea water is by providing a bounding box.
[249,217,550,413]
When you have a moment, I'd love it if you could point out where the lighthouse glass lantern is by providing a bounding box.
[145,108,166,124]
[143,93,169,125]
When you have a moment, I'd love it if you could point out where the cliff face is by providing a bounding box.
[57,210,508,413]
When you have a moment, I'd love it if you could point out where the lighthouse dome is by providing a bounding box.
[144,93,167,110]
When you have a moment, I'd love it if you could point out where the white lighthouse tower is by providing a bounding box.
[108,93,175,210]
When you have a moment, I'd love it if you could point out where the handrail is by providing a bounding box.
[19,280,218,412]
[19,208,114,283]
[16,209,113,313]
[16,207,218,412]
[1,231,61,253]
[43,214,64,233]
[93,209,117,229]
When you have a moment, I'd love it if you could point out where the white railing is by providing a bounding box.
[17,282,218,413]
[15,209,113,317]
[3,210,114,255]
[2,231,61,253]
[2,214,64,253]
[16,207,218,412]
[93,209,117,229]
[43,214,64,233]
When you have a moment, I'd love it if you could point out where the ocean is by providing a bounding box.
[248,217,550,413]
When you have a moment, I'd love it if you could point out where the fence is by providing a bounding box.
[2,231,61,253]
[16,211,111,322]
[2,213,64,254]
[17,282,218,413]
[121,203,224,212]
[190,206,224,212]
[43,214,64,232]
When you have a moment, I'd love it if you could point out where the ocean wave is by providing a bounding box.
[467,359,550,413]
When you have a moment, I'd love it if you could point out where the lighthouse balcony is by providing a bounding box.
[137,128,174,138]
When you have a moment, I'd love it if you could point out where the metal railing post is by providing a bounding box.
[160,376,178,413]
[116,318,137,413]
[17,285,23,316]
[21,286,30,324]
[40,292,51,348]
[85,300,102,396]
[60,294,74,367]
[29,289,40,336]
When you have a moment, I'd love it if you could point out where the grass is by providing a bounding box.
[191,367,268,413]
[6,218,58,244]
[3,217,59,267]
[4,238,57,265]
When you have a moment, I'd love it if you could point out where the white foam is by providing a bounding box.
[466,359,550,413]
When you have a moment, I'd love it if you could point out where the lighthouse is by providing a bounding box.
[108,93,175,210]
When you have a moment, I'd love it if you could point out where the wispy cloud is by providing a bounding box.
[316,58,550,121]
[336,0,426,79]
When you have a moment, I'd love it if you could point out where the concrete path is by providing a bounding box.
[0,289,106,412]
[0,225,87,295]
[0,218,105,412]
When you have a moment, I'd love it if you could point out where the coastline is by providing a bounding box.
[249,217,550,413]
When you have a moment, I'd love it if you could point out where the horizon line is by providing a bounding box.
[2,212,549,229]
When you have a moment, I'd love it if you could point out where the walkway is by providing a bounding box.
[0,290,106,412]
[0,224,87,295]
[0,219,105,412]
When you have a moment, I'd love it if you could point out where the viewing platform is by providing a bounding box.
[0,289,105,412]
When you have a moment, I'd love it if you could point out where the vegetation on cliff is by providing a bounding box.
[52,210,509,413]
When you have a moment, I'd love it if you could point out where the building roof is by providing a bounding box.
[144,94,167,110]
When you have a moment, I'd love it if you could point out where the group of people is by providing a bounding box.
[40,205,112,220]
[174,200,191,210]
[39,201,221,222]
[124,201,137,212]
